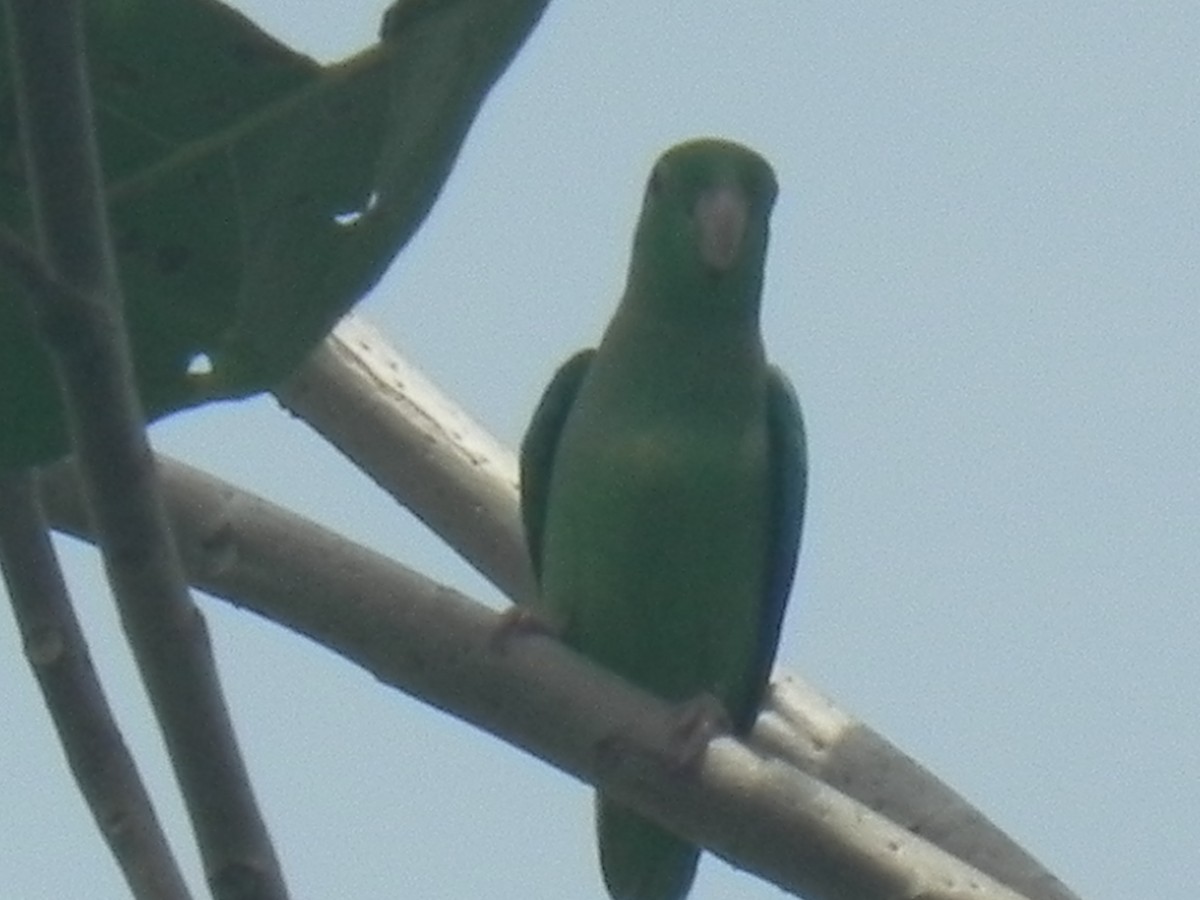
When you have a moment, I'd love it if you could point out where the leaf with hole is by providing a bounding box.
[0,0,548,468]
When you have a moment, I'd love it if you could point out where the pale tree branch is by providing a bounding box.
[40,455,1039,900]
[275,314,535,602]
[275,315,1080,900]
[279,315,1081,899]
[0,473,192,900]
[4,3,287,897]
[41,315,1081,900]
[755,678,1079,900]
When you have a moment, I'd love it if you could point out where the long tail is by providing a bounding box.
[596,794,700,900]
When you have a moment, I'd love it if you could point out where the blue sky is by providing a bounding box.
[2,3,1197,898]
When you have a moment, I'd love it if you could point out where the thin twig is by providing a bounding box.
[0,473,193,900]
[4,3,288,897]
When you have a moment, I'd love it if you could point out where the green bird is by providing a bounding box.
[519,138,806,900]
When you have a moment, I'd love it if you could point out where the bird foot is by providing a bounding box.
[592,693,731,781]
[665,693,731,771]
[489,605,562,653]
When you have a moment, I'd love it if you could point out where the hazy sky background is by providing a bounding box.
[2,3,1197,898]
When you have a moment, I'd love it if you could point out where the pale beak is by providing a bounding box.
[695,184,748,272]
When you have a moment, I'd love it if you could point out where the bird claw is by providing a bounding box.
[666,693,731,771]
[592,693,731,782]
[490,605,562,653]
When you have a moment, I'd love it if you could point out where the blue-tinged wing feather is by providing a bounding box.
[518,349,595,580]
[734,366,807,733]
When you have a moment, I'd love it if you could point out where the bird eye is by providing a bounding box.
[646,165,663,199]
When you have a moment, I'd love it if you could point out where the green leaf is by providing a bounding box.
[0,0,548,468]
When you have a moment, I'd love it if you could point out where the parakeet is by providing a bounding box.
[519,138,806,900]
